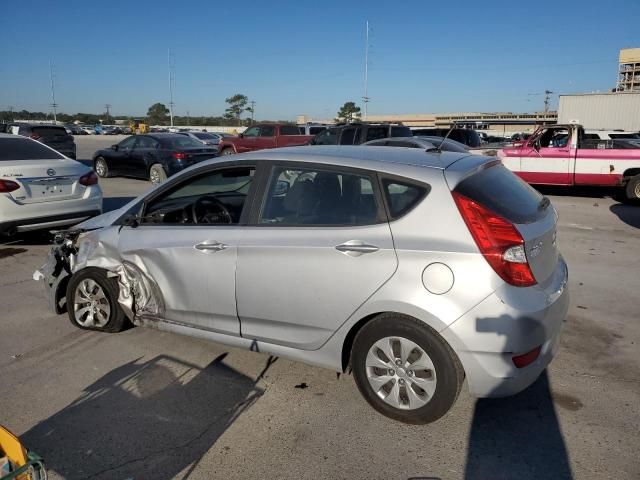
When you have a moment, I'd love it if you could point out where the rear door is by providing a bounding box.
[236,163,398,350]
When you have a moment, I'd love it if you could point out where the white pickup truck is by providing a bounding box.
[498,124,640,202]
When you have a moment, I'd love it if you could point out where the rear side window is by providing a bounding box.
[382,180,428,219]
[454,165,546,224]
[0,138,65,160]
[32,126,68,137]
[391,126,412,137]
[309,126,326,135]
[279,125,300,135]
[160,136,203,148]
[366,127,387,142]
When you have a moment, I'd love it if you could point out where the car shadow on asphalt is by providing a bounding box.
[464,371,572,480]
[22,353,272,480]
[535,184,618,199]
[610,203,640,228]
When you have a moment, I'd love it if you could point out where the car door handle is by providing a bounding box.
[335,241,379,254]
[195,242,227,252]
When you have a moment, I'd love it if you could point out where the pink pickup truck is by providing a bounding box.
[498,124,640,202]
[218,123,313,156]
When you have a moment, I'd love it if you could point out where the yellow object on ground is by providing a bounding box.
[0,427,27,468]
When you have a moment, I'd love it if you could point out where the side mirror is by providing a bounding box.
[121,213,139,228]
[274,180,290,196]
[111,144,119,151]
[238,133,244,138]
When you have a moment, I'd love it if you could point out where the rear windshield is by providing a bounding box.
[193,133,218,140]
[454,164,547,224]
[159,136,204,149]
[32,126,68,136]
[0,138,65,160]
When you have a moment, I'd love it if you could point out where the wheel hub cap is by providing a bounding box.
[74,279,110,328]
[365,336,437,410]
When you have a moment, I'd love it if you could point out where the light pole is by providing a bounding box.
[49,59,58,124]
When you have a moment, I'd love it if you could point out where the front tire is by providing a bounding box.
[66,268,126,333]
[94,157,110,178]
[149,163,167,184]
[351,314,464,424]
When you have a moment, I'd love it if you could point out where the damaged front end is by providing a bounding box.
[34,227,164,322]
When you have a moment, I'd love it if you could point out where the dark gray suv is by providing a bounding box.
[311,122,412,146]
[8,123,77,159]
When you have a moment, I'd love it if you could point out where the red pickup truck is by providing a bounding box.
[219,124,313,155]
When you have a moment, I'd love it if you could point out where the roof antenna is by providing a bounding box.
[434,121,456,152]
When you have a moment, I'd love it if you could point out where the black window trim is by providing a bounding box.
[116,160,262,228]
[377,173,431,221]
[248,160,388,228]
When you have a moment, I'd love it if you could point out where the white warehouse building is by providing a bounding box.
[558,92,640,131]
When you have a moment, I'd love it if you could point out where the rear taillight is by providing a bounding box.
[0,179,20,193]
[79,171,98,186]
[453,192,536,287]
[172,152,187,160]
[30,133,41,140]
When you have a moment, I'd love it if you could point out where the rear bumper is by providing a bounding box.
[0,209,102,235]
[441,256,569,398]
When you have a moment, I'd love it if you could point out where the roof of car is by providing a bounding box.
[144,133,192,139]
[230,145,477,171]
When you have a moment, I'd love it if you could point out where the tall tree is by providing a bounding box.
[224,94,249,126]
[336,102,361,123]
[147,103,170,125]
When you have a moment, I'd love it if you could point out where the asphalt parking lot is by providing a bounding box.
[1,136,639,480]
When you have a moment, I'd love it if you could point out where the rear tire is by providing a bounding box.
[66,268,126,333]
[149,163,167,184]
[624,175,640,203]
[94,157,110,178]
[351,313,464,424]
[221,148,235,156]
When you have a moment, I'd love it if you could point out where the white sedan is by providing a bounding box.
[0,133,102,236]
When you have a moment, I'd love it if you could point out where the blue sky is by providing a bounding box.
[1,0,637,120]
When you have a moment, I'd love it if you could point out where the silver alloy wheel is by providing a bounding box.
[95,159,106,176]
[73,279,111,328]
[635,182,640,198]
[150,167,161,184]
[365,336,437,410]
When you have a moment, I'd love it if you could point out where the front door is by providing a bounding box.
[129,135,158,178]
[236,164,398,350]
[110,136,137,174]
[519,127,573,185]
[117,165,257,335]
[235,126,260,153]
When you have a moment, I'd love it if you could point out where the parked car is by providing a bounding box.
[0,134,101,235]
[218,124,313,155]
[80,126,95,135]
[364,135,469,153]
[298,123,329,135]
[37,145,568,424]
[8,123,77,159]
[102,126,123,135]
[499,123,640,201]
[411,128,482,148]
[66,124,87,135]
[92,133,218,184]
[311,122,412,146]
[176,131,225,148]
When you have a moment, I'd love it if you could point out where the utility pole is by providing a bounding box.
[249,100,256,124]
[104,104,111,122]
[186,110,190,126]
[168,48,175,127]
[49,59,58,124]
[362,20,370,120]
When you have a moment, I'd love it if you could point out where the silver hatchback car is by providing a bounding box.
[36,146,569,424]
